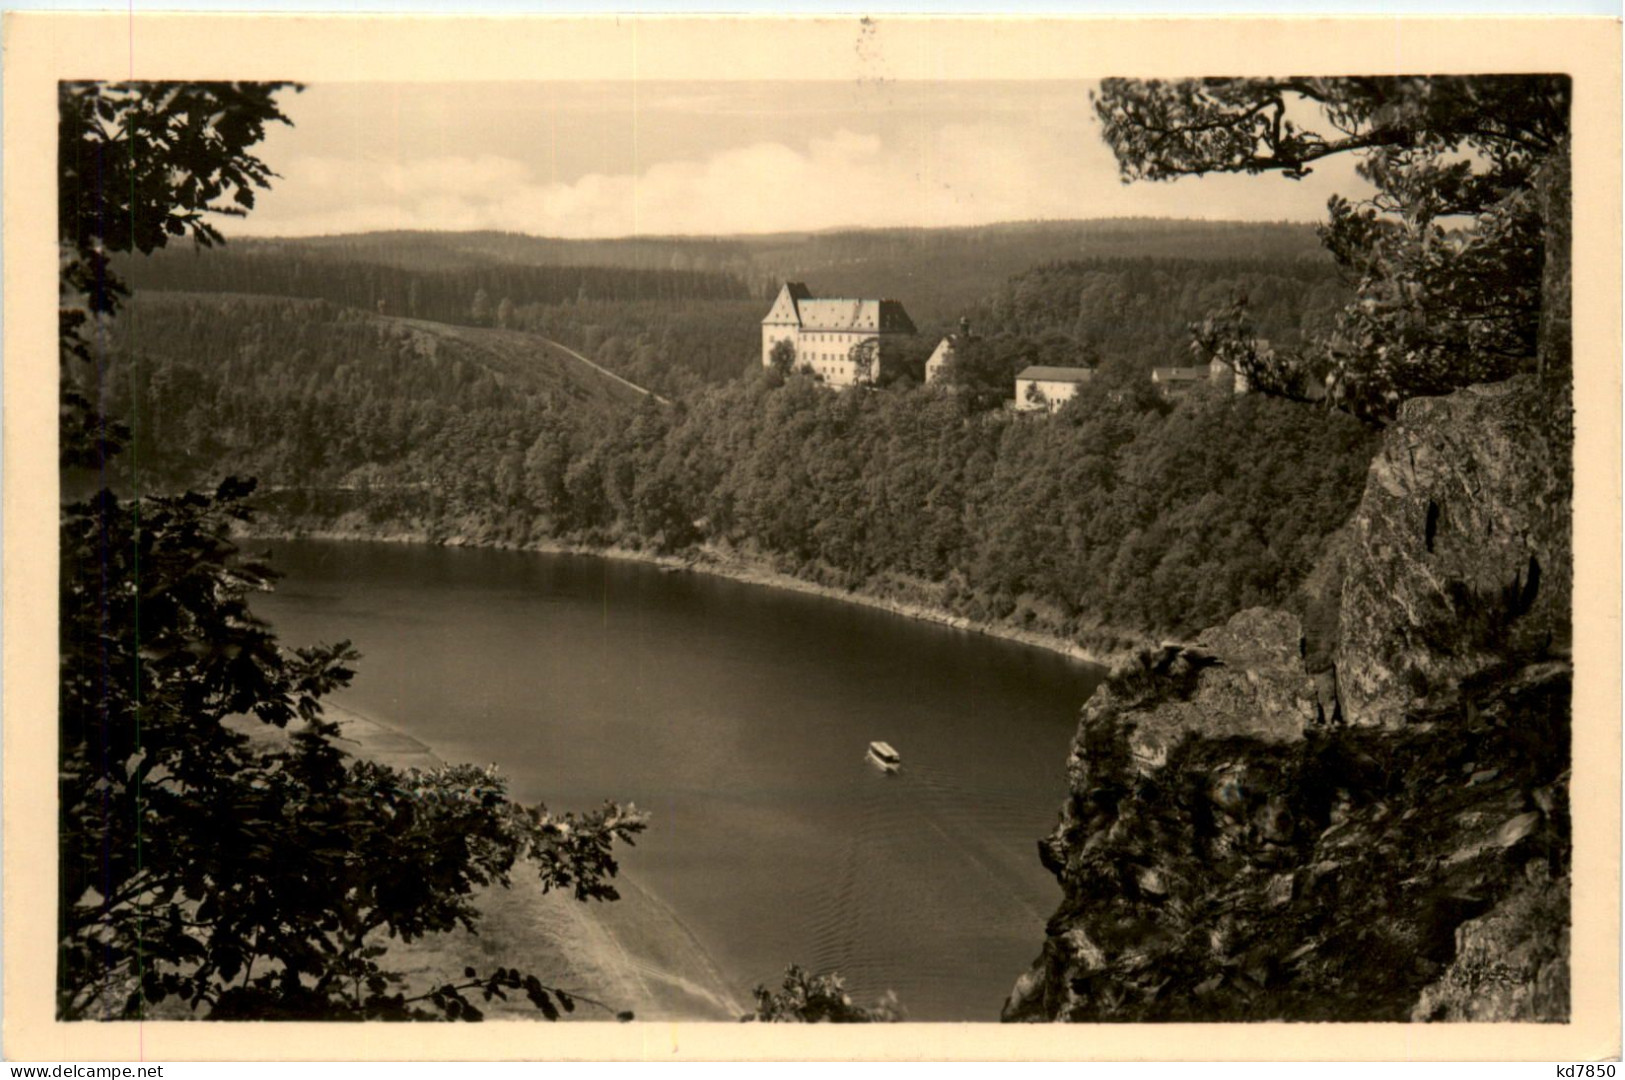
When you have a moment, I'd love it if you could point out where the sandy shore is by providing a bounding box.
[293,701,747,1023]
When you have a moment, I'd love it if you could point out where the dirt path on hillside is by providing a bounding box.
[392,317,670,407]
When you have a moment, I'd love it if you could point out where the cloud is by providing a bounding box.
[240,122,1363,239]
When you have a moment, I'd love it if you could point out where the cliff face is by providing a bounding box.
[1006,376,1572,1023]
[1337,376,1573,727]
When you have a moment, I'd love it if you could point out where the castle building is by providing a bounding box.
[1015,365,1096,412]
[762,282,917,387]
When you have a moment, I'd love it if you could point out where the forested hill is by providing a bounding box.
[741,219,1330,326]
[116,219,1330,330]
[115,248,750,327]
[108,220,1342,396]
[212,218,1324,279]
[92,285,1379,649]
[530,252,1347,405]
[92,292,649,493]
[496,252,1349,396]
[213,230,761,274]
[970,256,1348,370]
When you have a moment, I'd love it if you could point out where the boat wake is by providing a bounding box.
[801,758,1058,1019]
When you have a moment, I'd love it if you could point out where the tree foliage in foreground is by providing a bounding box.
[59,81,299,468]
[1095,76,1570,420]
[59,484,649,1020]
[59,81,646,1022]
[59,481,648,1020]
[743,965,903,1023]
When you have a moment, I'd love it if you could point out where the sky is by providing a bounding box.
[237,81,1373,239]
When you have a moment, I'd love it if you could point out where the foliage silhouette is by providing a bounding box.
[1095,76,1571,420]
[744,965,904,1023]
[58,81,646,1022]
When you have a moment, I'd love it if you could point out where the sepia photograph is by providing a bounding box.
[4,12,1620,1063]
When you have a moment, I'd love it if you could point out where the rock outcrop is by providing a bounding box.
[1337,375,1572,728]
[1412,871,1571,1022]
[1007,376,1572,1024]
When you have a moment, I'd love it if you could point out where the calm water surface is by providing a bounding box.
[254,540,1104,1021]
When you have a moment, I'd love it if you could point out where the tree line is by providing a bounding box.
[507,297,768,395]
[493,253,1351,402]
[745,218,1330,323]
[115,246,750,324]
[60,79,645,1025]
[1093,76,1570,418]
[99,294,1379,642]
[229,230,765,277]
[969,255,1348,368]
[60,72,1568,1024]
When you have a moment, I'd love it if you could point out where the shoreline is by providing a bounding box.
[246,524,1143,669]
[308,699,747,1022]
[239,524,1138,1020]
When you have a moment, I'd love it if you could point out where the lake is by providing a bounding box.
[253,539,1105,1021]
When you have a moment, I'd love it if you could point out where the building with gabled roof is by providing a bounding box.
[762,282,917,387]
[1016,365,1096,412]
[925,337,956,383]
[925,318,975,384]
[1152,356,1253,398]
[1150,364,1209,394]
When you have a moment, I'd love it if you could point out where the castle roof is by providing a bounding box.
[796,298,916,334]
[762,283,916,334]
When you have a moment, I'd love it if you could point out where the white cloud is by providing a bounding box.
[241,122,1364,239]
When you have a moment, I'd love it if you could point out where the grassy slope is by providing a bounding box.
[384,315,665,405]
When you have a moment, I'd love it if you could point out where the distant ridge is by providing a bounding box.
[122,218,1331,328]
[242,216,1321,245]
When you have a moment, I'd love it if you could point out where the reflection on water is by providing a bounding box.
[255,540,1105,1021]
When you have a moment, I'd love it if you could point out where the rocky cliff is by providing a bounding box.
[1337,377,1572,728]
[1005,375,1572,1023]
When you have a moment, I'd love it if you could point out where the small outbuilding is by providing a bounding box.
[1015,365,1095,412]
[926,318,976,384]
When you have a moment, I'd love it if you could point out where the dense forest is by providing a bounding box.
[506,298,767,395]
[745,218,1331,325]
[169,218,1329,309]
[88,293,643,494]
[59,73,1569,1028]
[98,292,1377,643]
[217,230,763,275]
[116,248,749,324]
[501,255,1350,398]
[97,221,1366,644]
[971,256,1348,368]
[113,222,1347,400]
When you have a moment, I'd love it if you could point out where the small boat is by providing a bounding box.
[866,740,901,774]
